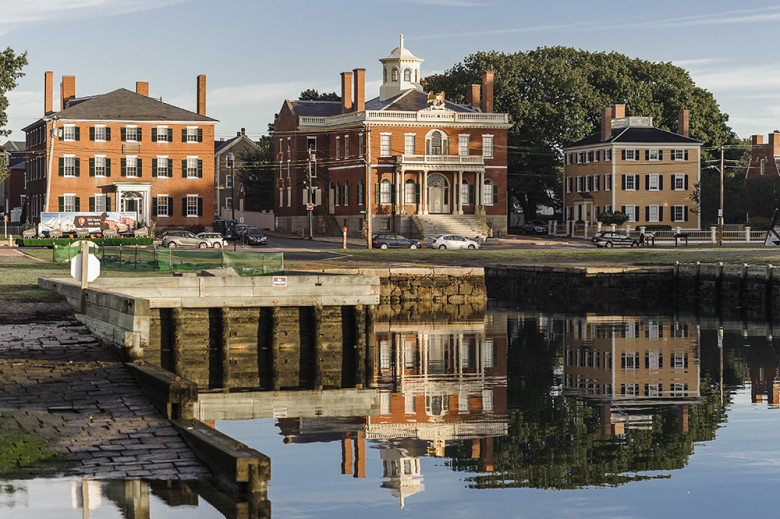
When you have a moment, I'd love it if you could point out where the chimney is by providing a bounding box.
[60,75,75,110]
[770,133,780,156]
[678,109,690,137]
[44,71,53,115]
[601,107,612,141]
[241,128,245,136]
[341,71,353,114]
[468,84,481,110]
[136,81,149,97]
[752,134,764,145]
[353,68,365,112]
[197,74,206,116]
[481,72,494,113]
[612,104,625,119]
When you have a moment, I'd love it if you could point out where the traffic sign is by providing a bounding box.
[306,203,314,211]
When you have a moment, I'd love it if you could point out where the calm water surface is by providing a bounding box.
[3,309,780,517]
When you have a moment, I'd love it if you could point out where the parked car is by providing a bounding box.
[592,231,639,248]
[426,234,480,250]
[161,230,219,249]
[196,232,227,248]
[242,227,268,246]
[522,219,548,235]
[372,233,421,249]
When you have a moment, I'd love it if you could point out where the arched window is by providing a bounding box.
[392,68,399,82]
[461,179,472,205]
[379,178,392,205]
[425,130,448,155]
[483,179,497,206]
[404,179,418,205]
[403,68,411,82]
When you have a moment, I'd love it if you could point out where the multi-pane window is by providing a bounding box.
[226,174,233,188]
[625,205,638,222]
[648,149,660,161]
[94,194,107,212]
[624,149,638,161]
[186,127,199,143]
[94,156,106,177]
[381,134,392,157]
[605,174,612,191]
[156,157,169,178]
[187,157,199,178]
[125,127,138,142]
[63,194,76,212]
[63,125,76,141]
[379,179,392,204]
[357,180,365,205]
[576,176,583,192]
[125,156,138,177]
[404,180,416,204]
[482,135,494,158]
[483,179,496,206]
[624,174,637,190]
[671,352,688,369]
[186,195,199,217]
[621,384,639,396]
[648,205,660,222]
[64,156,76,177]
[427,131,446,155]
[593,175,600,192]
[226,197,233,210]
[459,135,469,156]
[344,181,350,206]
[94,126,106,142]
[648,174,660,190]
[674,174,686,191]
[605,149,612,161]
[673,205,686,222]
[672,149,685,161]
[646,383,662,397]
[621,352,639,370]
[404,134,415,155]
[646,351,662,370]
[670,383,688,397]
[461,180,471,205]
[335,137,340,160]
[156,126,169,142]
[157,195,169,217]
[358,133,364,158]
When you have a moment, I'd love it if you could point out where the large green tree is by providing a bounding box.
[422,47,736,218]
[0,47,28,180]
[235,135,275,210]
[298,89,339,101]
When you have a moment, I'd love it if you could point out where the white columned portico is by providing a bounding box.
[422,169,429,215]
[114,182,151,225]
[458,170,463,215]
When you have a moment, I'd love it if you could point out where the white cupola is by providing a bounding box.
[379,35,424,101]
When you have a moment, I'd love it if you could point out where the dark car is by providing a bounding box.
[371,233,421,249]
[522,219,548,235]
[242,227,268,246]
[592,231,639,248]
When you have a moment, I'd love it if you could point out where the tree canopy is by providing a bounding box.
[0,47,28,138]
[298,89,339,101]
[235,136,275,210]
[422,47,737,218]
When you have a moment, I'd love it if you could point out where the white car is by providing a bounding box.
[427,234,480,250]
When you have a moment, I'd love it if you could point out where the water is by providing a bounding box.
[3,309,780,517]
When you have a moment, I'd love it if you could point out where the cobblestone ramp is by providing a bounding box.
[0,319,211,480]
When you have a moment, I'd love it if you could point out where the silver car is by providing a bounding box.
[196,232,227,248]
[161,231,224,249]
[427,234,480,250]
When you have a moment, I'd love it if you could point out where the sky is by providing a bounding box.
[3,0,780,143]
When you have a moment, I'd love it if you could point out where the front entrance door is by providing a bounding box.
[427,174,449,214]
[120,191,145,223]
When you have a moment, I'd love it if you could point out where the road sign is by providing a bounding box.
[306,203,314,211]
[71,252,101,283]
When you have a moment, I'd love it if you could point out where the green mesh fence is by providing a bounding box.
[52,245,284,275]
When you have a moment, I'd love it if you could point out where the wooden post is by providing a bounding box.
[354,305,366,389]
[271,307,281,391]
[172,308,185,376]
[220,307,231,390]
[313,305,324,390]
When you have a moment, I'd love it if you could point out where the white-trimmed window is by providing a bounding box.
[670,383,688,397]
[624,174,637,190]
[94,125,106,142]
[648,149,660,161]
[624,149,638,161]
[648,204,660,222]
[673,174,686,191]
[186,127,199,143]
[226,197,233,210]
[157,195,169,217]
[461,180,472,205]
[94,156,106,177]
[605,174,612,191]
[63,125,76,141]
[186,195,199,217]
[155,126,169,143]
[621,352,639,370]
[646,383,662,397]
[156,156,169,178]
[672,149,685,161]
[648,174,660,191]
[671,352,688,370]
[344,135,349,158]
[63,155,76,177]
[593,175,600,192]
[459,134,469,156]
[673,205,687,222]
[335,136,340,160]
[404,179,417,204]
[63,194,76,212]
[625,205,638,222]
[379,178,392,205]
[621,384,639,396]
[125,156,138,178]
[426,130,447,155]
[577,152,583,164]
[483,179,496,206]
[93,194,107,212]
[226,174,233,188]
[187,157,199,178]
[124,126,139,142]
[604,205,612,214]
[404,134,415,155]
[566,177,572,193]
[380,134,392,157]
[482,135,494,158]
[576,176,583,192]
[605,149,612,161]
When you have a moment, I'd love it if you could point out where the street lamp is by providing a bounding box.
[227,151,236,222]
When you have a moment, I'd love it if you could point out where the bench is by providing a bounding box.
[675,233,689,246]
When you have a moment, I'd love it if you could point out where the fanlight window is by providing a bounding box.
[426,130,448,156]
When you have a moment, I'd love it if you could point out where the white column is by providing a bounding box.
[458,170,463,214]
[398,168,405,215]
[423,169,429,215]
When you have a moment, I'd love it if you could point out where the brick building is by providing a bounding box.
[746,133,780,179]
[273,37,510,240]
[22,72,217,228]
[563,105,702,231]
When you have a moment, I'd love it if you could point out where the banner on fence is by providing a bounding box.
[40,211,138,235]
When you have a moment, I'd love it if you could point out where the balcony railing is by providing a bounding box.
[396,154,485,165]
[298,110,509,127]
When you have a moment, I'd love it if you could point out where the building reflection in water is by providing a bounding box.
[562,316,699,435]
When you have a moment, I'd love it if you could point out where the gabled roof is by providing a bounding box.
[564,126,701,148]
[214,134,260,155]
[25,89,216,129]
[1,140,25,152]
[288,90,481,118]
[288,100,343,118]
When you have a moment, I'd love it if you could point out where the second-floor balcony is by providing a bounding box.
[395,154,485,167]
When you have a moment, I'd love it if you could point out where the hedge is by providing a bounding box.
[16,237,153,247]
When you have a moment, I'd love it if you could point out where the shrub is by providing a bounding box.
[598,211,628,226]
[746,217,770,231]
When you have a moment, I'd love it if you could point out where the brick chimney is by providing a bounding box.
[770,133,780,156]
[601,107,612,141]
[44,71,53,115]
[197,75,206,116]
[678,109,690,137]
[136,81,149,97]
[481,72,493,113]
[468,84,481,110]
[612,104,625,119]
[341,71,353,114]
[60,75,75,110]
[353,68,365,112]
[752,134,764,145]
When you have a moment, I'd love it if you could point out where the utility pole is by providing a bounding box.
[307,149,314,240]
[365,128,372,249]
[718,146,724,246]
[227,151,236,221]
